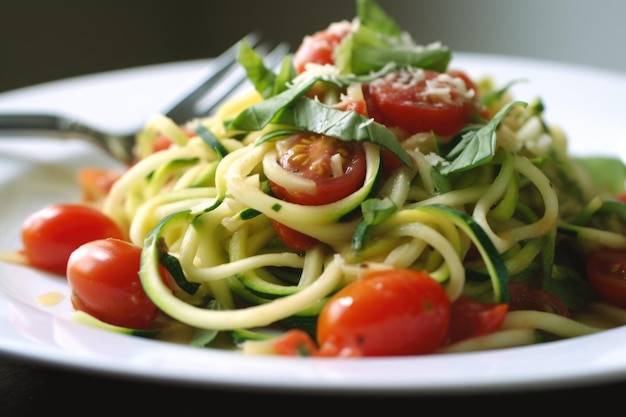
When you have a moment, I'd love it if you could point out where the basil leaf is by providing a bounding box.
[357,0,404,38]
[439,101,526,175]
[237,40,278,99]
[228,77,318,131]
[352,197,398,251]
[336,25,451,75]
[575,156,626,196]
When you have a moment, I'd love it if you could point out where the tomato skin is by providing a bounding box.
[67,238,164,329]
[21,204,125,276]
[292,22,352,73]
[77,168,121,205]
[272,329,319,356]
[586,248,626,308]
[365,68,474,139]
[444,296,508,345]
[270,219,318,252]
[317,269,451,357]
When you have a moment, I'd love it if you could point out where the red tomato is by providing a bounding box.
[365,68,475,139]
[268,133,367,251]
[444,296,508,345]
[269,132,367,205]
[21,204,125,276]
[77,168,121,205]
[586,248,626,308]
[508,282,570,317]
[292,22,352,73]
[316,269,451,357]
[272,329,319,356]
[270,219,318,252]
[67,238,166,329]
[152,127,196,153]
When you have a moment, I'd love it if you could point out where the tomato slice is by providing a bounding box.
[269,132,367,205]
[21,204,125,276]
[316,269,451,357]
[444,296,508,345]
[268,132,367,251]
[586,248,626,308]
[365,68,475,138]
[292,21,352,73]
[67,238,169,329]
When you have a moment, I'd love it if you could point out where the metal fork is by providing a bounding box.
[0,33,289,164]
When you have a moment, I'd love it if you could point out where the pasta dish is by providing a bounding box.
[3,0,626,358]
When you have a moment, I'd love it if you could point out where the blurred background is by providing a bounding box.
[1,0,625,93]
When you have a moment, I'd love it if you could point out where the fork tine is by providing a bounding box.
[162,31,264,124]
[197,41,291,117]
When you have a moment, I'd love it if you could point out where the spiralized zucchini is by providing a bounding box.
[92,72,626,354]
[90,0,626,356]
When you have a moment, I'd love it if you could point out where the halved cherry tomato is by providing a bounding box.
[67,238,169,329]
[316,269,451,357]
[292,21,352,73]
[444,296,508,345]
[586,248,626,308]
[269,132,367,205]
[508,282,570,317]
[268,132,367,251]
[21,204,125,276]
[365,68,475,139]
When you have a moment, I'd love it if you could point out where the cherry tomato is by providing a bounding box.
[270,219,318,252]
[77,168,121,205]
[365,68,475,138]
[508,282,570,317]
[21,204,125,276]
[152,127,196,153]
[268,133,367,251]
[444,296,508,345]
[586,248,626,308]
[67,238,166,329]
[269,132,367,205]
[292,22,352,73]
[317,269,451,357]
[272,329,319,356]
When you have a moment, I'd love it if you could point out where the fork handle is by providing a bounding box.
[0,114,68,132]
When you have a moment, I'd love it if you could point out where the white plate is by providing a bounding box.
[1,54,626,395]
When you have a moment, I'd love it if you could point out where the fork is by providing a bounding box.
[0,33,289,164]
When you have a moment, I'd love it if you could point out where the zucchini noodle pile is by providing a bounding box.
[83,0,626,355]
[97,76,626,354]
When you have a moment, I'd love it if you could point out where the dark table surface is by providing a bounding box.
[3,351,626,415]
